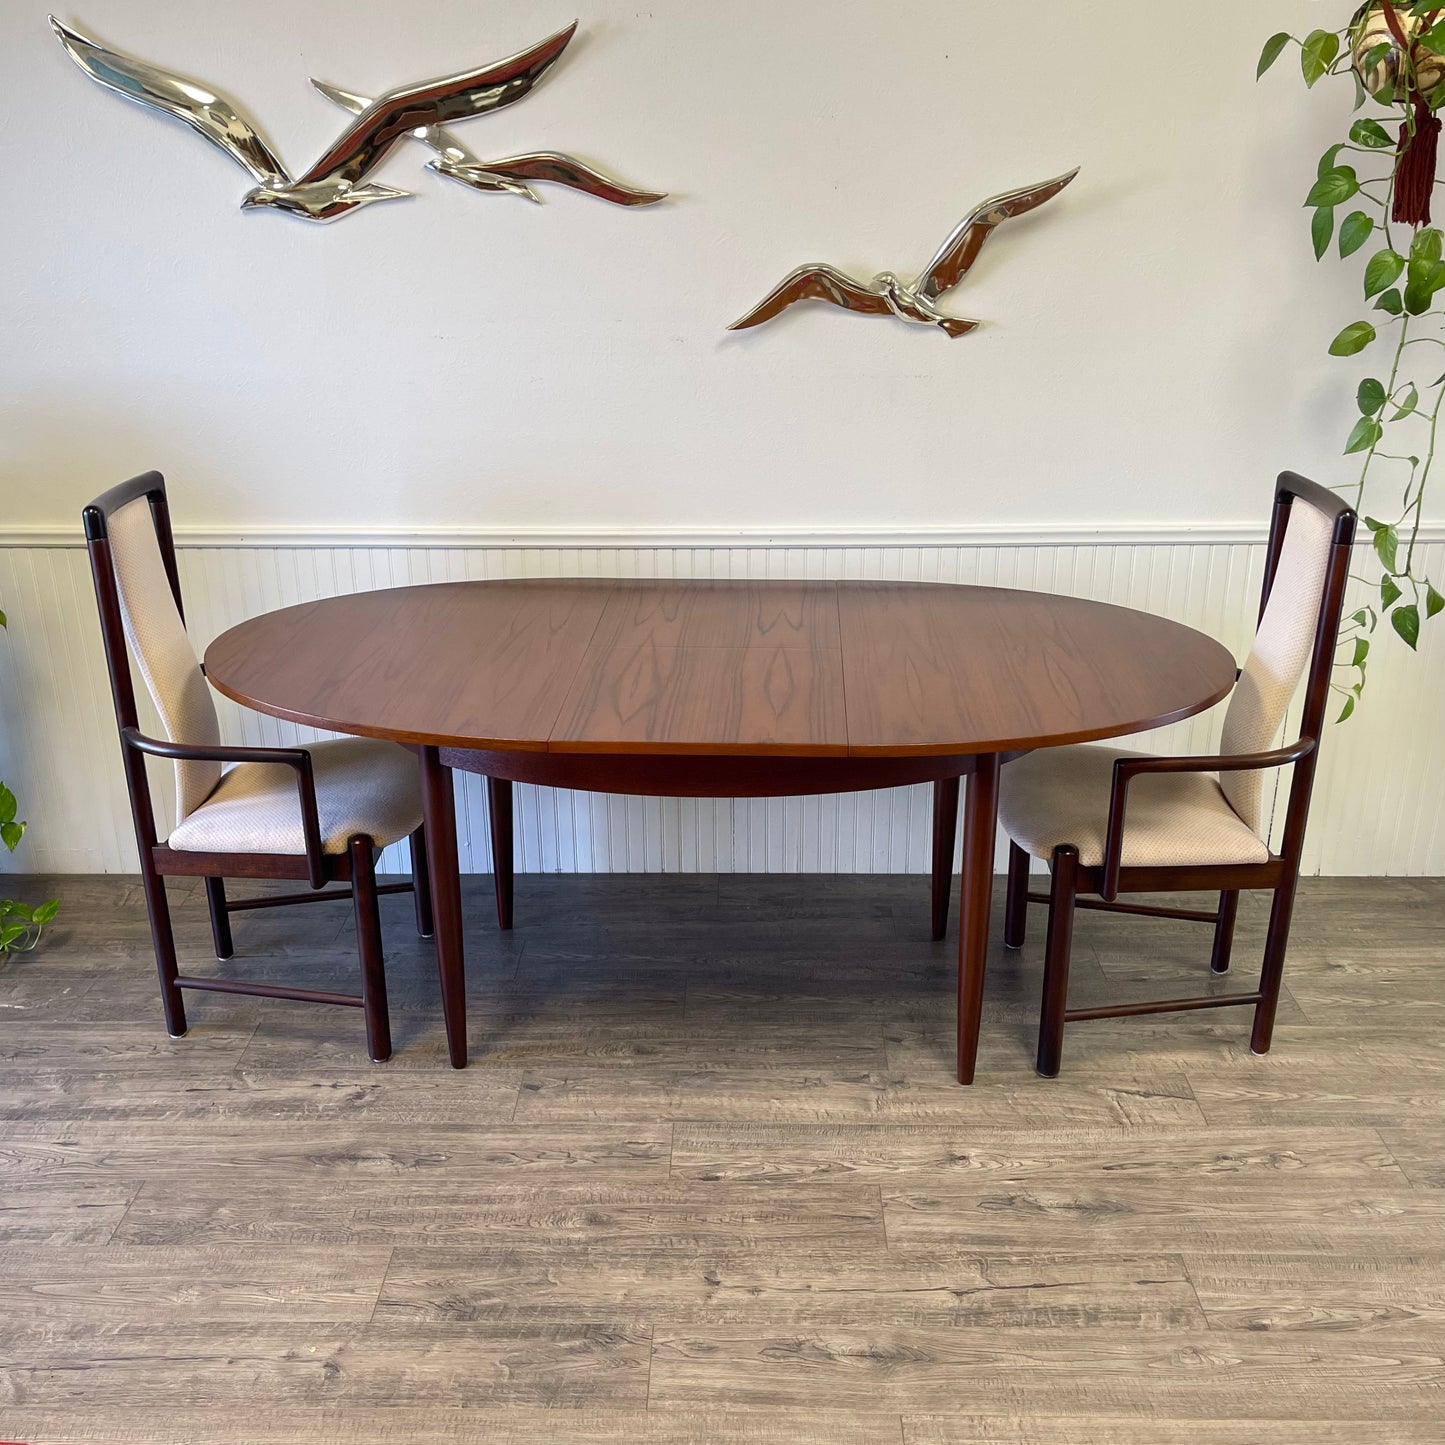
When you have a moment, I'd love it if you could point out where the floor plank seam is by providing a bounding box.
[227,1021,266,1073]
[102,1181,145,1246]
[366,1245,397,1325]
[1173,1248,1211,1324]
[1368,1124,1413,1183]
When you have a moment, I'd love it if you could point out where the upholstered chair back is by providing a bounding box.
[105,497,223,821]
[1218,495,1336,836]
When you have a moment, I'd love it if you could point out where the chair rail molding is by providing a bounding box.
[2,520,1442,878]
[7,520,1445,550]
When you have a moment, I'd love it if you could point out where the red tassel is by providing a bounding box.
[1395,96,1441,226]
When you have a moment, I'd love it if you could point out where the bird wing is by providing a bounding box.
[292,22,577,188]
[728,265,890,331]
[916,168,1079,302]
[308,78,370,118]
[49,16,289,186]
[484,153,666,206]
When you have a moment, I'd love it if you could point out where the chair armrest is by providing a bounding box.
[1098,739,1316,900]
[121,727,327,888]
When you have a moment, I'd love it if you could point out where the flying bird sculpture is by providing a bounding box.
[728,169,1080,338]
[311,77,665,207]
[48,16,580,222]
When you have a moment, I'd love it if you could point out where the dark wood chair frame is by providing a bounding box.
[1001,473,1358,1077]
[84,472,434,1063]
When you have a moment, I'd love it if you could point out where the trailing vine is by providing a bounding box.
[1,604,59,953]
[1260,1,1445,719]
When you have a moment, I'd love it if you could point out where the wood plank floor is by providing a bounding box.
[0,873,1441,1444]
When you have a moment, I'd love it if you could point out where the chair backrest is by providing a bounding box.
[1218,473,1356,839]
[83,473,222,825]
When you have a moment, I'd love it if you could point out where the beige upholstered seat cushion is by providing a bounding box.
[167,738,422,856]
[999,743,1271,870]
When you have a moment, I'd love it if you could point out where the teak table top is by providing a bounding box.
[203,579,1238,757]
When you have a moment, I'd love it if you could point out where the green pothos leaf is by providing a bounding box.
[1340,210,1375,257]
[1302,29,1341,87]
[1418,20,1445,54]
[1381,575,1404,608]
[1376,287,1405,315]
[1358,377,1387,415]
[1412,227,1445,263]
[1258,32,1292,79]
[1350,117,1395,148]
[1307,167,1360,208]
[1427,582,1445,618]
[1364,248,1407,297]
[1365,516,1401,570]
[1345,415,1384,453]
[1391,383,1420,419]
[1313,205,1335,260]
[1392,603,1421,649]
[1329,320,1378,355]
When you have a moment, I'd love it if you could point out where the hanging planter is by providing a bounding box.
[1259,3,1445,717]
[1351,2,1445,222]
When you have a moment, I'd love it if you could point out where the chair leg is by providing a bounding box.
[930,776,961,941]
[1035,845,1078,1078]
[410,825,434,939]
[1250,875,1300,1056]
[1003,841,1030,949]
[348,835,392,1063]
[487,775,515,931]
[138,863,186,1037]
[1210,889,1240,975]
[203,877,235,960]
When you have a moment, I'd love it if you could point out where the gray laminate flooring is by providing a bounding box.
[0,873,1441,1444]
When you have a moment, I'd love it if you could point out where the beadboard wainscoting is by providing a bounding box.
[2,525,1442,879]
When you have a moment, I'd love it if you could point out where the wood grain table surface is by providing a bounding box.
[204,579,1238,1080]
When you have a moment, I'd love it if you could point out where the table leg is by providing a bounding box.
[419,745,467,1069]
[956,753,1002,1085]
[930,776,961,941]
[487,776,515,931]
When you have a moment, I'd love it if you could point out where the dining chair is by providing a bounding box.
[83,471,433,1062]
[997,472,1356,1076]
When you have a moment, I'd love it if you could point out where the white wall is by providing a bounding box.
[2,0,1443,877]
[0,0,1402,532]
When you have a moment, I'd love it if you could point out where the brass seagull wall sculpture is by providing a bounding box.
[728,169,1079,338]
[48,16,591,222]
[310,78,665,207]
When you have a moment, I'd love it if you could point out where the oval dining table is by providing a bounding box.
[204,578,1237,1082]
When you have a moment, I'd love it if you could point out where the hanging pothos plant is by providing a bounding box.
[1260,1,1445,719]
[1,604,59,953]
